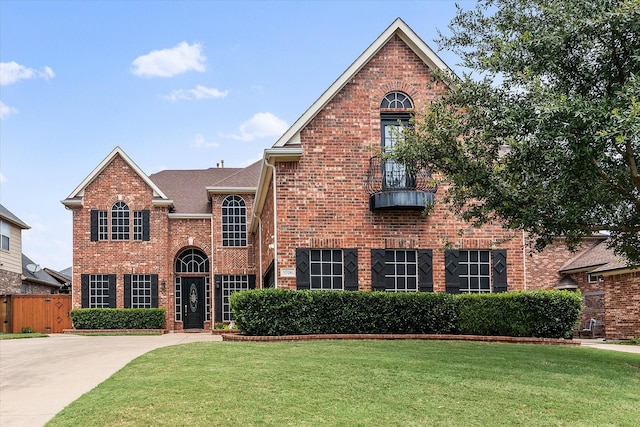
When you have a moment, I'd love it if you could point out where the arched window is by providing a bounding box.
[111,201,130,240]
[175,248,209,273]
[380,91,414,109]
[222,195,247,247]
[380,92,414,189]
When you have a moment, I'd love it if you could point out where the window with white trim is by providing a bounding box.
[222,195,247,247]
[88,274,111,308]
[133,211,143,241]
[310,249,344,290]
[111,201,130,240]
[175,277,182,322]
[0,220,10,251]
[130,274,152,308]
[97,210,108,240]
[221,275,250,322]
[459,250,491,293]
[385,250,418,292]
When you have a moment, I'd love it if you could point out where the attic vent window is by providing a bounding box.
[380,91,413,109]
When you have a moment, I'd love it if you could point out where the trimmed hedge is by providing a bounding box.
[230,289,582,339]
[70,308,166,330]
[230,289,457,336]
[455,290,582,339]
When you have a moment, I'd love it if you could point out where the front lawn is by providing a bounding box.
[47,341,640,426]
[0,332,48,340]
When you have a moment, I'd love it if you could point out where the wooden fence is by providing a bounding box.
[1,294,72,333]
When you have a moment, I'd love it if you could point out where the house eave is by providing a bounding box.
[206,187,257,195]
[152,199,175,207]
[61,198,84,209]
[167,213,212,220]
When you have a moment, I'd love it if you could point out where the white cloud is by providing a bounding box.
[131,42,206,78]
[0,101,18,119]
[162,85,228,102]
[192,133,220,149]
[221,112,288,142]
[0,61,55,86]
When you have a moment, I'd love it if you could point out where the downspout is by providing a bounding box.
[522,230,527,290]
[211,213,215,322]
[264,157,278,288]
[252,212,263,289]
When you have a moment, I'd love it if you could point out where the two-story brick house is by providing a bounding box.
[62,18,565,332]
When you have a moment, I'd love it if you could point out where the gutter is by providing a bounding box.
[264,158,278,288]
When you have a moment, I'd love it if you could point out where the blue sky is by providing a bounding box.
[0,0,470,270]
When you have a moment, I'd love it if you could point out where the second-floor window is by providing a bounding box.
[380,92,414,190]
[90,204,149,242]
[111,201,130,240]
[0,220,10,251]
[222,195,247,247]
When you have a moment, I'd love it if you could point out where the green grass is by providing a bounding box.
[0,332,48,340]
[47,341,640,427]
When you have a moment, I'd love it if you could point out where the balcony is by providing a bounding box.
[365,155,437,211]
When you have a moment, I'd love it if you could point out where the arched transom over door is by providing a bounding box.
[174,248,210,329]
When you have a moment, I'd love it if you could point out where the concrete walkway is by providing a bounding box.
[0,333,221,427]
[1,334,637,427]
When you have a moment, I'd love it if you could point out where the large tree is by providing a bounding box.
[394,0,640,263]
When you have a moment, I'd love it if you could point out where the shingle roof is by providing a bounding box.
[0,204,30,229]
[22,254,61,288]
[559,239,631,274]
[149,163,260,214]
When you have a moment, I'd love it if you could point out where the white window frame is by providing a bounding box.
[89,274,111,308]
[459,250,492,293]
[130,274,152,308]
[385,250,418,292]
[220,275,250,322]
[0,220,10,251]
[309,249,344,290]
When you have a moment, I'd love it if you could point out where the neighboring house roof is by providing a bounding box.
[559,239,636,276]
[149,162,261,214]
[61,146,173,209]
[44,267,72,284]
[0,204,30,229]
[22,254,61,289]
[272,17,455,149]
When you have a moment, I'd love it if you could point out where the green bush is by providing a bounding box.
[454,290,582,339]
[231,289,581,339]
[230,289,457,336]
[70,308,166,329]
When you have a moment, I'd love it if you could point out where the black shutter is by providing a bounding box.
[492,249,508,293]
[123,275,131,308]
[445,250,460,294]
[371,249,387,291]
[81,274,89,307]
[296,248,310,290]
[151,274,159,307]
[90,210,98,241]
[343,249,358,291]
[108,274,117,308]
[248,275,256,290]
[214,275,222,322]
[418,249,433,292]
[142,210,150,241]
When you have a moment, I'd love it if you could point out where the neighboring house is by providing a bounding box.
[62,18,637,338]
[0,204,30,294]
[21,254,66,294]
[557,240,639,339]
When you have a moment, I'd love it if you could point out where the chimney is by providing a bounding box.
[221,160,224,168]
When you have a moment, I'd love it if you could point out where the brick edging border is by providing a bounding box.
[62,329,168,334]
[220,333,579,346]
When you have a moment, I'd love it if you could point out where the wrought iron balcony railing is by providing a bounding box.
[365,155,437,210]
[365,155,437,194]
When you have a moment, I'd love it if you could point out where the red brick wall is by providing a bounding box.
[605,271,640,339]
[268,36,527,291]
[71,154,174,324]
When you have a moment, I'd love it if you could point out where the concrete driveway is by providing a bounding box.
[0,333,222,427]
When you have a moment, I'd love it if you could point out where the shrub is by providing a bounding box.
[454,290,582,339]
[230,289,457,336]
[70,308,166,330]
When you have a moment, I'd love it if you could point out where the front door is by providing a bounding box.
[182,277,205,329]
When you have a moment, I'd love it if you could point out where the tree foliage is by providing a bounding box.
[394,0,640,263]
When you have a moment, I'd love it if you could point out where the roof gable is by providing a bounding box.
[273,17,454,148]
[61,147,172,208]
[0,204,30,229]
